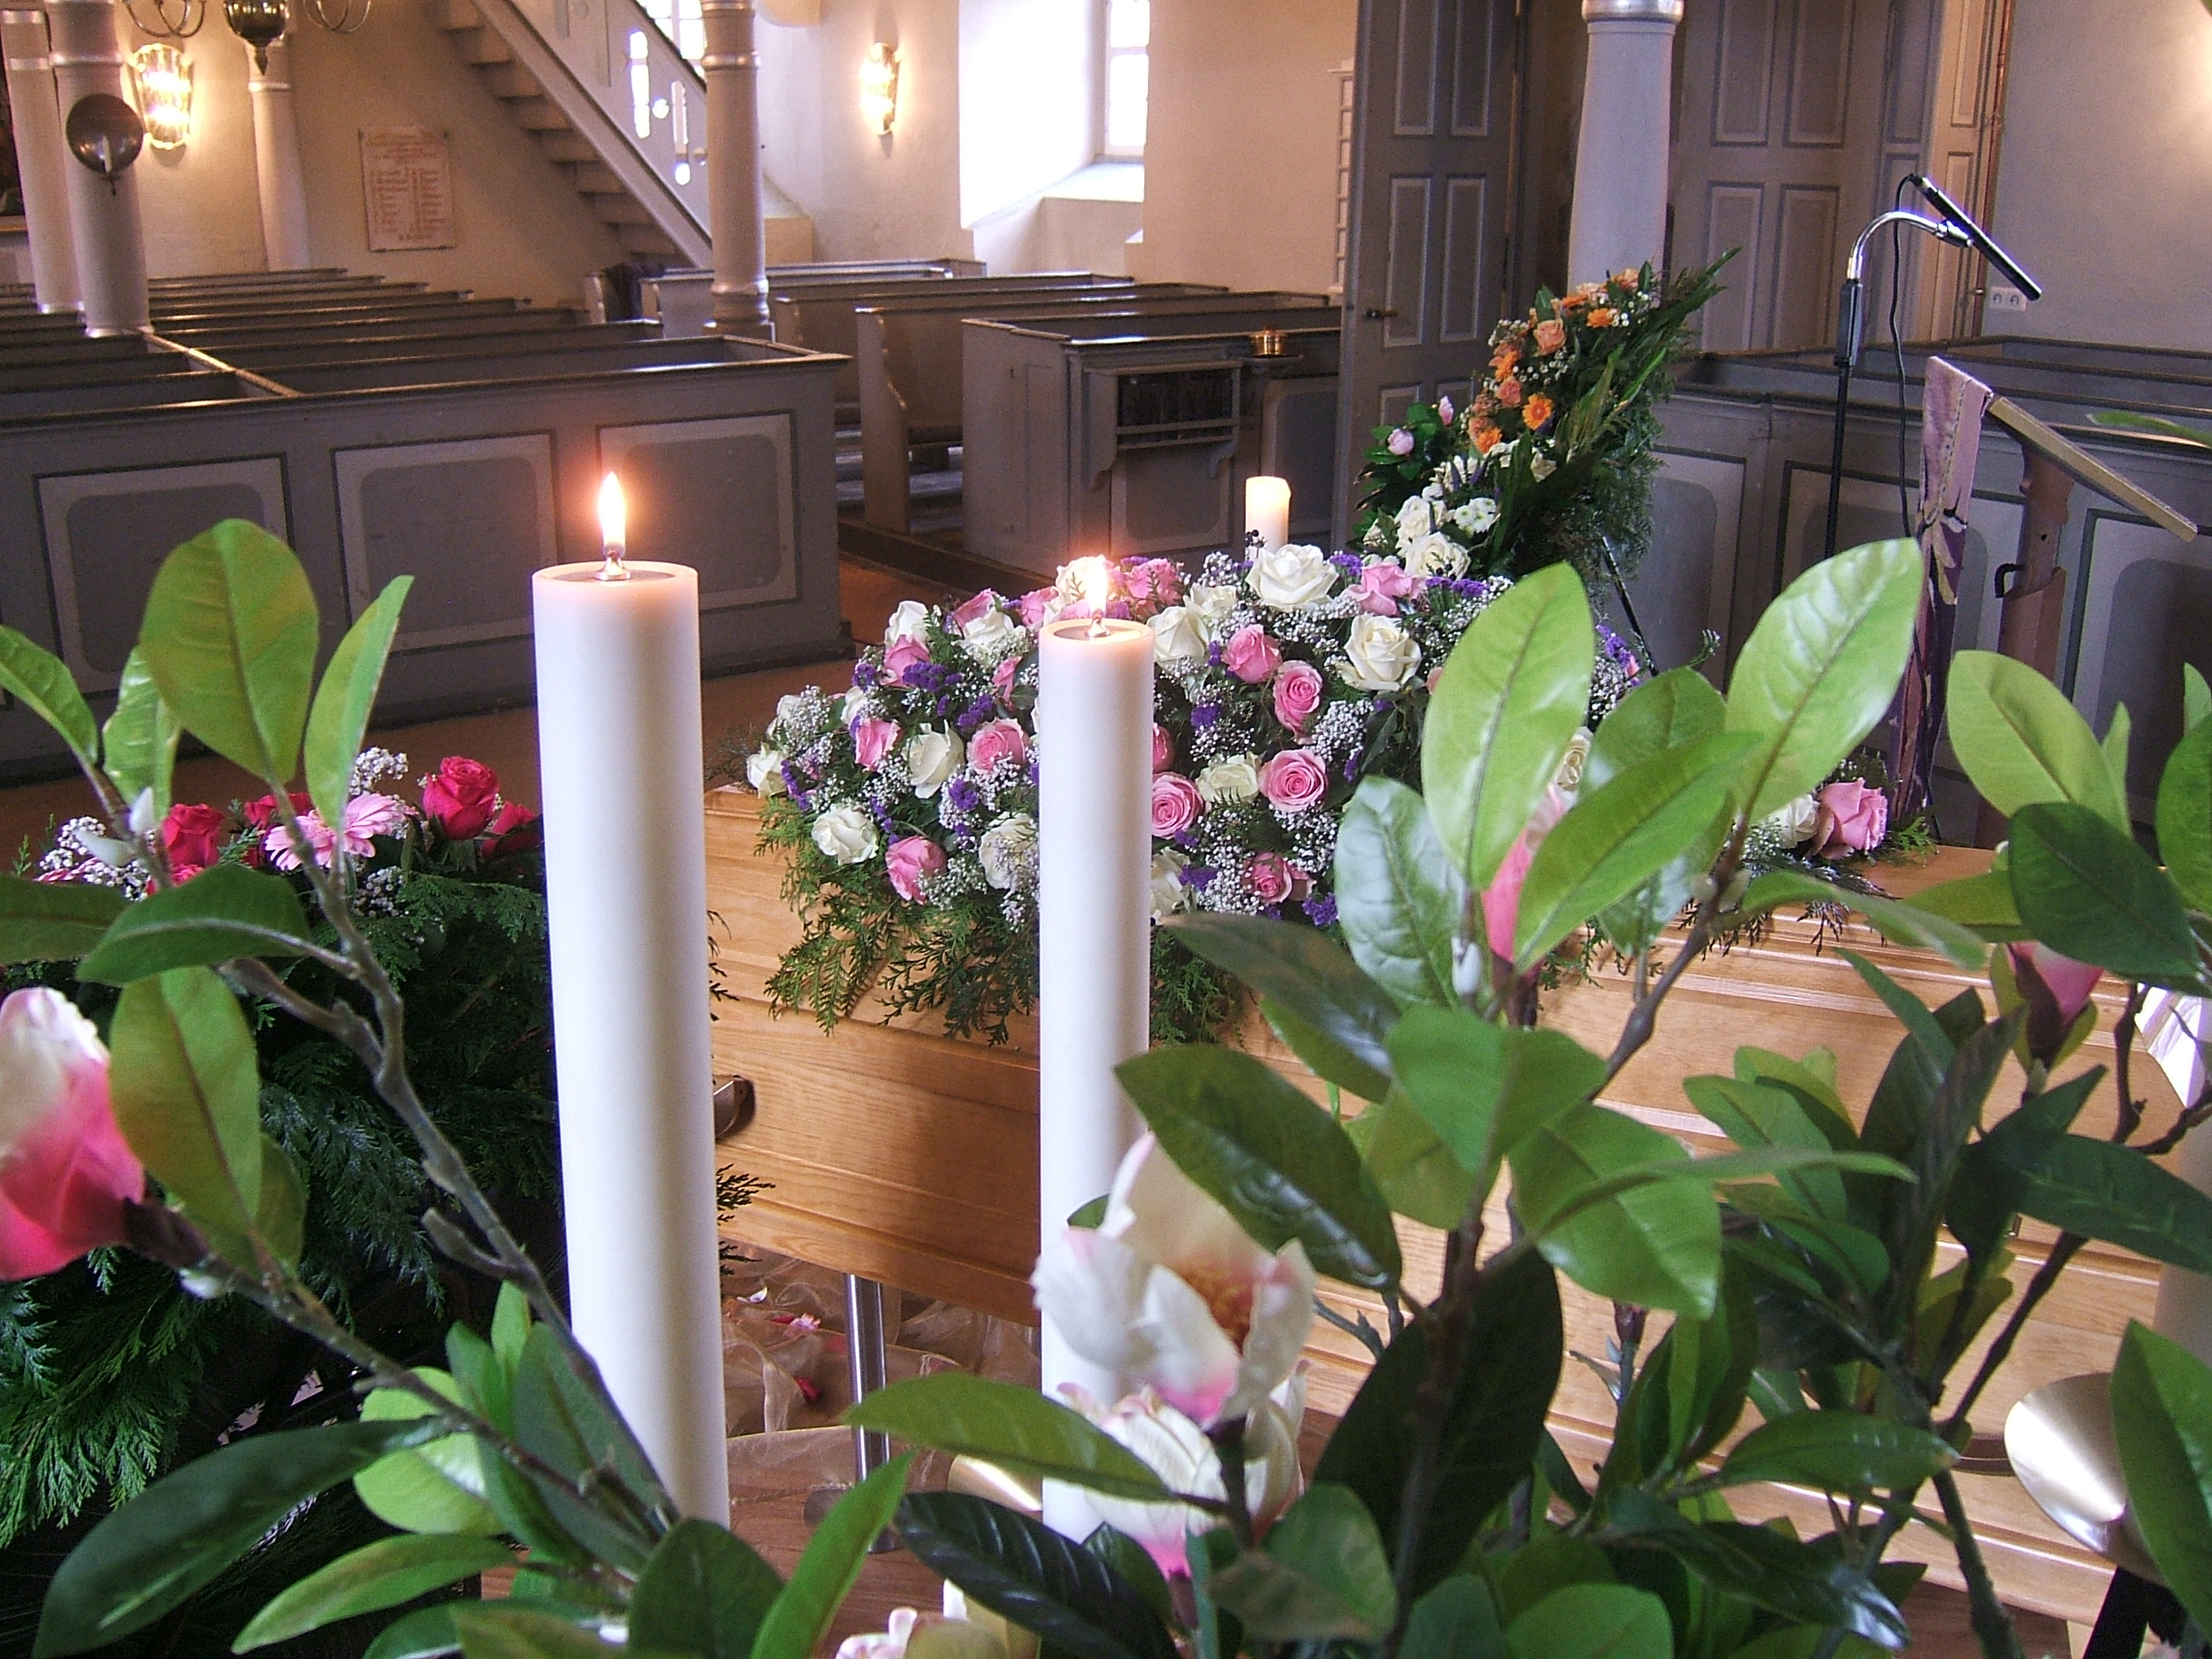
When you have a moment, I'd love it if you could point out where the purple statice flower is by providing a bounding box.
[1182,864,1217,891]
[1303,894,1338,928]
[957,695,996,732]
[1597,623,1644,681]
[850,659,880,690]
[1329,552,1365,580]
[1206,640,1226,667]
[1191,704,1221,730]
[944,776,982,816]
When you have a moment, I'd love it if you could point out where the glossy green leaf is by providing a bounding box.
[1946,649,2129,829]
[0,875,127,964]
[361,1604,462,1659]
[2112,1322,2212,1636]
[78,864,315,985]
[1724,538,1922,818]
[1740,871,1987,969]
[1685,1074,1846,1219]
[1424,562,1595,889]
[2009,1134,2212,1271]
[1210,1484,1396,1641]
[1505,1584,1671,1659]
[1334,777,1464,1008]
[1515,732,1756,966]
[1716,1410,1954,1493]
[2009,802,2202,986]
[355,1370,501,1538]
[1947,1070,2098,1263]
[33,1418,440,1657]
[1386,1007,1608,1188]
[1257,995,1385,1108]
[1904,868,2025,939]
[1161,914,1397,1101]
[1084,1525,1175,1631]
[897,1491,1179,1659]
[0,624,97,768]
[753,1453,914,1659]
[1316,1248,1560,1595]
[249,1135,306,1270]
[233,1532,513,1650]
[109,967,263,1240]
[2105,703,2134,803]
[628,1518,781,1659]
[2158,715,2212,914]
[453,1606,679,1659]
[2090,409,2212,448]
[1117,1045,1400,1289]
[2189,664,2211,734]
[847,1375,1174,1503]
[1354,1087,1477,1229]
[139,519,320,784]
[1584,668,1729,789]
[510,1326,661,1570]
[304,576,412,827]
[103,649,181,818]
[1508,1103,1719,1316]
[1401,1575,1508,1659]
[1186,1529,1241,1659]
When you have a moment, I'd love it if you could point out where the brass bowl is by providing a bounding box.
[2004,1372,2165,1584]
[1250,329,1288,359]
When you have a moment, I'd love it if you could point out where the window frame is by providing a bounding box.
[1100,0,1148,161]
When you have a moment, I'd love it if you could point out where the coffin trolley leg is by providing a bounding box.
[802,1273,899,1549]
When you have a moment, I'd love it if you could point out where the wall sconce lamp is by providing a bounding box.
[128,43,193,150]
[860,41,899,135]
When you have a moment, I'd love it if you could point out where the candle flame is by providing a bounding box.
[596,472,629,582]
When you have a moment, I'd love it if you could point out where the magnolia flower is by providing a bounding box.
[2009,942,2104,1067]
[1386,427,1415,457]
[1188,583,1239,628]
[1250,544,1336,610]
[885,600,932,648]
[1400,531,1467,580]
[746,746,786,795]
[1480,785,1573,960]
[1341,614,1421,692]
[905,728,964,798]
[1149,848,1189,921]
[961,607,1022,662]
[1148,606,1209,667]
[1073,1378,1308,1576]
[1394,494,1438,542]
[1032,1133,1316,1426]
[979,814,1038,892]
[0,989,144,1281]
[813,803,880,865]
[1196,754,1261,806]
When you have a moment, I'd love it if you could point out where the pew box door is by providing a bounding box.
[1334,0,1519,546]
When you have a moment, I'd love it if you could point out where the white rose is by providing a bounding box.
[1148,607,1209,666]
[1529,452,1557,482]
[746,746,785,795]
[1196,754,1260,805]
[812,802,879,864]
[979,813,1038,892]
[1401,532,1467,580]
[1765,794,1820,847]
[838,687,873,725]
[1149,848,1189,921]
[1250,544,1337,610]
[885,600,932,648]
[1452,496,1501,537]
[774,693,805,729]
[1188,584,1239,628]
[961,607,1021,662]
[1057,555,1115,608]
[1394,495,1437,542]
[1341,614,1421,692]
[1554,728,1592,794]
[904,727,964,798]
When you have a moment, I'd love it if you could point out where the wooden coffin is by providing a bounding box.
[704,787,2184,1626]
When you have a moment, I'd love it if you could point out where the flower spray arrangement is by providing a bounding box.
[823,544,2212,1659]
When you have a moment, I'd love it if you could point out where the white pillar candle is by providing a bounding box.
[1245,475,1292,553]
[1036,592,1153,1537]
[531,480,728,1522]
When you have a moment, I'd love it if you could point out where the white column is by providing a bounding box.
[699,0,769,337]
[245,34,311,270]
[1566,0,1682,287]
[1,7,79,311]
[43,0,147,335]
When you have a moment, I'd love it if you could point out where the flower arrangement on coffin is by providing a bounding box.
[1353,256,1730,590]
[818,545,2212,1659]
[0,523,917,1658]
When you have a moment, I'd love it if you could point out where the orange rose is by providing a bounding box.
[1473,390,1498,419]
[1588,307,1616,328]
[1615,268,1640,290]
[1471,423,1503,454]
[1497,377,1524,408]
[1533,318,1566,354]
[1523,394,1555,431]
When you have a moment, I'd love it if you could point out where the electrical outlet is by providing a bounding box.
[1984,284,2029,315]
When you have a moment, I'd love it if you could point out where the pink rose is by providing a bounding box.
[1223,625,1283,685]
[0,988,144,1281]
[159,802,229,882]
[1257,749,1327,813]
[1151,774,1203,838]
[1152,724,1174,774]
[1353,562,1416,617]
[1247,853,1308,905]
[992,654,1022,700]
[851,716,900,771]
[885,836,948,903]
[482,802,540,856]
[422,755,499,839]
[1271,662,1325,734]
[1017,588,1057,629]
[1125,558,1183,609]
[949,590,1003,630]
[1809,779,1888,860]
[883,638,931,683]
[969,718,1029,772]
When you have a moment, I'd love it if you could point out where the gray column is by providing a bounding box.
[1566,0,1682,286]
[245,34,311,270]
[699,0,769,337]
[1,7,78,311]
[44,0,147,334]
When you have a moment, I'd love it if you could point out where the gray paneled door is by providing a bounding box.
[1334,0,1519,545]
[1671,0,1898,355]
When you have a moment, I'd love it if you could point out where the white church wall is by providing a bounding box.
[1991,0,2212,352]
[124,21,266,278]
[1130,0,1352,297]
[955,0,1096,230]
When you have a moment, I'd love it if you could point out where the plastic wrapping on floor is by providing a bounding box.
[721,1243,1039,1497]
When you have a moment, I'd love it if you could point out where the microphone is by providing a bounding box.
[1907,173,2043,301]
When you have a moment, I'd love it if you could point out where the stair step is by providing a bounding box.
[479,61,543,99]
[507,96,572,130]
[439,0,482,29]
[535,129,598,162]
[569,162,628,194]
[457,30,514,64]
[593,197,656,226]
[621,227,680,257]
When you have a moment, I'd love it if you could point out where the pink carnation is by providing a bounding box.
[969,718,1029,772]
[1151,773,1203,838]
[1247,854,1308,905]
[883,637,931,683]
[1223,624,1283,685]
[1271,662,1324,734]
[885,836,948,902]
[1152,723,1174,774]
[1810,779,1888,860]
[1257,750,1328,813]
[1353,562,1417,617]
[851,716,900,770]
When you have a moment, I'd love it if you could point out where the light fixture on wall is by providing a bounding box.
[860,40,899,135]
[128,43,194,149]
[123,0,370,61]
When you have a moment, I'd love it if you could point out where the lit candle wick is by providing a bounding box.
[596,471,630,583]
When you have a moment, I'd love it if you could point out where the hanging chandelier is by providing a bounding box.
[125,0,371,65]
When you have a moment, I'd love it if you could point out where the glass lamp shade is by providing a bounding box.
[224,0,287,68]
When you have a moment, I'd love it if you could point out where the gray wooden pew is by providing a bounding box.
[153,311,593,355]
[227,321,663,374]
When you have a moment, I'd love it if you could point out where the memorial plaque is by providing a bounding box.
[359,127,454,252]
